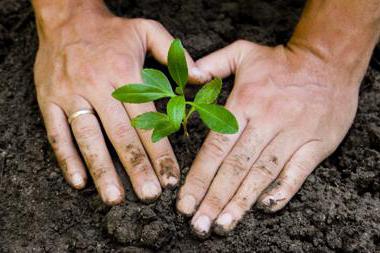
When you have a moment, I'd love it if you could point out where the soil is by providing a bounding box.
[0,0,379,252]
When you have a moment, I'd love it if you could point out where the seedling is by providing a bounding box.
[112,39,239,143]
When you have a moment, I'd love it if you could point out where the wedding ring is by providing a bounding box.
[68,109,95,125]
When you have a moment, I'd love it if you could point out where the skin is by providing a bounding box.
[177,0,380,237]
[32,0,204,205]
[32,0,380,237]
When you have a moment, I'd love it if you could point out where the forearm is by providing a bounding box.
[289,0,380,81]
[32,0,111,40]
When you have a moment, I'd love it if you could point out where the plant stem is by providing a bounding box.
[183,107,195,137]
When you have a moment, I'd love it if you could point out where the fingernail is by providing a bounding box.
[216,213,233,226]
[177,194,196,215]
[165,176,178,188]
[71,173,85,188]
[141,181,161,200]
[192,215,211,236]
[191,67,206,80]
[256,197,276,213]
[214,213,234,236]
[104,185,122,204]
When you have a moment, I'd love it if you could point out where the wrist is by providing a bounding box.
[32,0,112,41]
[287,0,380,86]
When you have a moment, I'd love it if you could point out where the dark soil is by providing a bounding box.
[1,0,379,252]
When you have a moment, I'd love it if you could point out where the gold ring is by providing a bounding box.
[68,109,95,125]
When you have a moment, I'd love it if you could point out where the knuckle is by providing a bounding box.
[59,154,77,166]
[234,196,250,211]
[223,153,249,176]
[75,124,100,141]
[129,163,150,176]
[113,122,133,140]
[233,39,253,52]
[131,18,147,27]
[205,194,224,209]
[141,18,162,30]
[234,39,249,47]
[91,166,111,180]
[257,165,275,179]
[287,159,309,172]
[188,175,208,192]
[202,134,230,158]
[254,156,280,179]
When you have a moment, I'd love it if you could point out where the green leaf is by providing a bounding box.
[112,83,173,103]
[191,103,239,134]
[167,96,186,129]
[152,120,178,143]
[131,112,168,130]
[141,68,174,94]
[194,77,222,104]
[168,39,188,89]
[175,87,183,95]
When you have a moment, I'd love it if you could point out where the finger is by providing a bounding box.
[141,19,207,84]
[91,93,163,201]
[195,40,256,79]
[176,107,246,217]
[110,66,180,191]
[122,101,180,189]
[257,141,327,212]
[212,132,307,235]
[67,98,125,205]
[41,103,87,189]
[189,123,278,237]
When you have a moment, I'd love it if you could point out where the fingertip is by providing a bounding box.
[188,67,211,84]
[191,214,212,238]
[214,213,236,236]
[63,159,87,190]
[140,181,162,203]
[162,176,179,189]
[102,185,125,206]
[256,196,284,213]
[69,172,87,190]
[155,154,180,189]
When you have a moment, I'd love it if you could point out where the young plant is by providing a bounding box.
[112,39,239,143]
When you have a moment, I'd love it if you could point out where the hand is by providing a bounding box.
[176,40,364,236]
[34,5,201,205]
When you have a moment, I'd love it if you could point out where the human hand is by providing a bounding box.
[176,39,368,236]
[33,2,202,205]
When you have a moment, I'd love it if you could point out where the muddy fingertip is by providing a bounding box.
[190,215,212,239]
[140,181,162,203]
[68,172,87,190]
[214,213,235,236]
[256,197,279,213]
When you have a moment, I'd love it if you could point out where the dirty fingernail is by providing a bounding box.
[177,194,196,215]
[216,213,233,226]
[192,215,211,236]
[191,67,206,80]
[104,185,123,205]
[256,197,276,213]
[141,181,161,200]
[165,176,178,188]
[214,213,235,235]
[71,173,85,189]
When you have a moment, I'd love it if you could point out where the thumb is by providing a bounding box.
[195,40,255,80]
[141,19,207,84]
